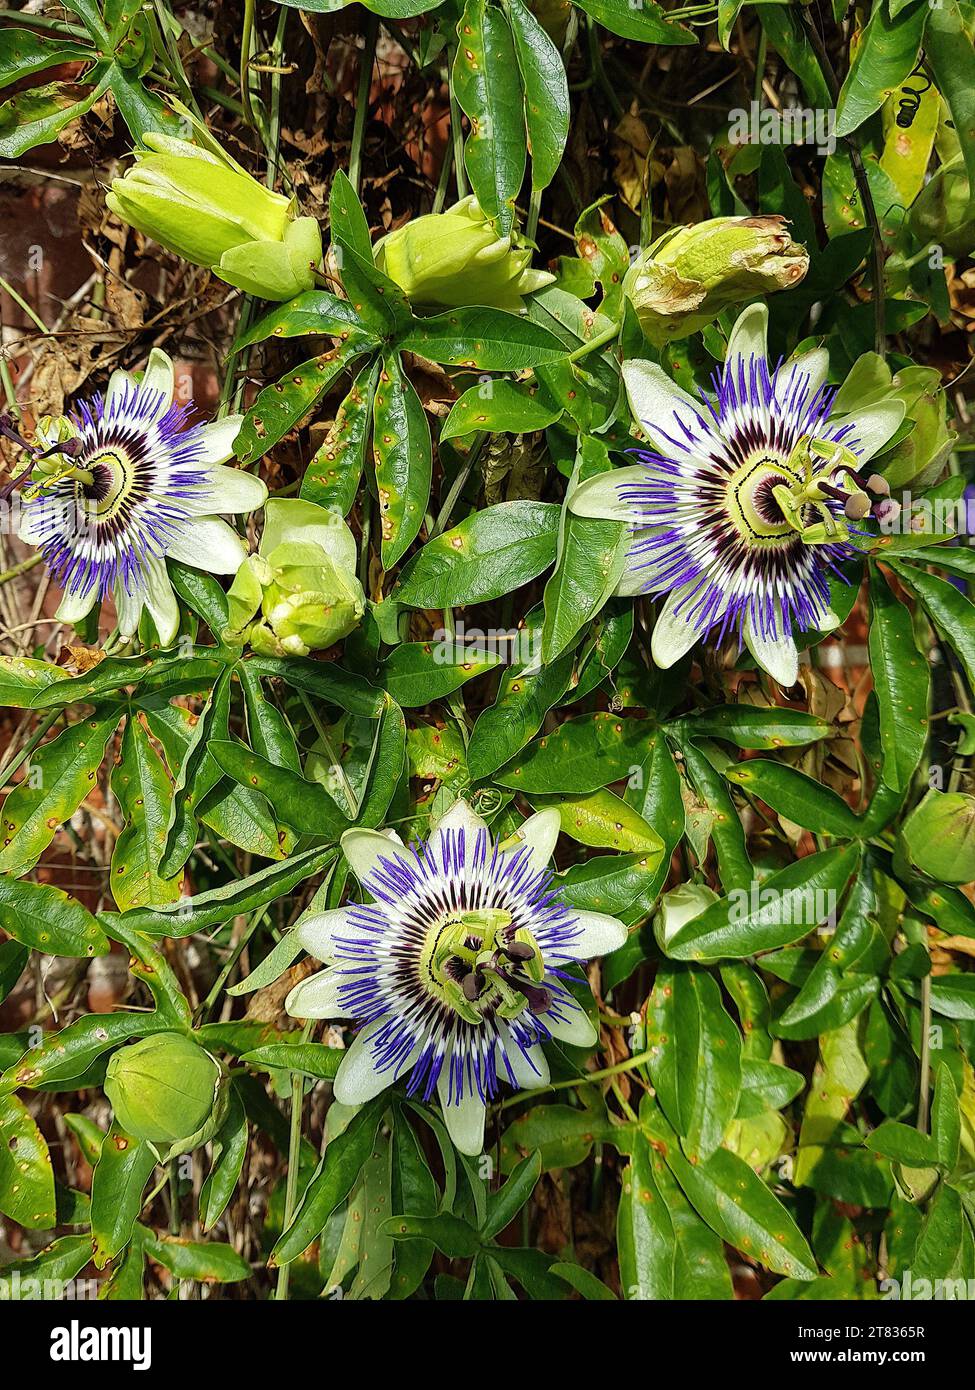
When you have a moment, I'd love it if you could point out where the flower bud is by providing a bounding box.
[223,500,365,657]
[105,1032,221,1146]
[374,196,554,313]
[106,132,323,302]
[653,882,719,949]
[623,216,809,346]
[900,789,975,885]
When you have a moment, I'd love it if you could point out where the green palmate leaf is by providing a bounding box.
[649,1102,816,1279]
[388,1108,438,1299]
[542,493,627,663]
[0,71,109,159]
[350,694,407,830]
[866,1120,940,1168]
[329,169,412,336]
[99,843,338,936]
[932,1062,961,1172]
[912,1185,966,1283]
[451,0,526,236]
[240,664,301,774]
[27,648,223,708]
[234,289,374,349]
[773,867,879,1041]
[0,654,69,706]
[618,1134,678,1300]
[271,1097,386,1266]
[834,0,928,138]
[110,715,182,911]
[208,740,348,839]
[233,341,366,465]
[0,711,119,875]
[666,843,861,962]
[378,641,502,707]
[145,1234,251,1283]
[440,378,561,440]
[0,1234,92,1287]
[724,760,863,837]
[925,0,975,192]
[384,1212,481,1259]
[0,939,28,1005]
[90,1125,158,1268]
[373,350,433,567]
[1,1012,172,1091]
[0,875,108,960]
[504,0,569,192]
[302,358,379,516]
[496,711,653,793]
[737,1058,804,1117]
[647,963,742,1162]
[678,741,751,894]
[534,787,664,855]
[398,307,567,369]
[0,1091,56,1229]
[867,567,929,792]
[158,666,232,878]
[557,850,665,923]
[247,653,384,718]
[168,562,230,635]
[395,501,560,608]
[241,1042,344,1079]
[467,638,575,783]
[670,706,831,749]
[890,560,975,692]
[574,0,695,44]
[0,29,93,87]
[484,1150,542,1239]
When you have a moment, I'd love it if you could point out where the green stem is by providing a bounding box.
[349,15,379,196]
[917,971,932,1133]
[526,187,542,244]
[275,1022,313,1302]
[498,1048,655,1110]
[240,0,257,127]
[198,908,267,1020]
[795,2,885,358]
[0,552,43,587]
[448,46,468,200]
[753,29,767,106]
[0,276,49,336]
[566,319,621,364]
[0,708,62,791]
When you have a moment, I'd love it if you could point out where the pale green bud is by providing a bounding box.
[623,215,809,345]
[375,196,554,313]
[900,789,975,885]
[106,133,323,302]
[105,1032,221,1147]
[653,882,719,949]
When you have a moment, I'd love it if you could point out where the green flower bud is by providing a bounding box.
[106,132,323,302]
[900,789,975,885]
[623,216,809,346]
[374,196,554,313]
[653,882,719,949]
[223,501,365,656]
[105,1032,221,1147]
[908,150,975,259]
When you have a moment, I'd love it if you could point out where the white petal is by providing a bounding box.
[567,466,648,522]
[186,462,268,518]
[651,585,703,668]
[504,807,560,875]
[829,399,906,464]
[340,827,405,887]
[544,993,598,1048]
[166,516,248,574]
[114,579,145,638]
[55,584,98,625]
[428,798,490,860]
[333,1018,400,1105]
[140,347,175,409]
[197,416,244,467]
[295,907,354,962]
[622,359,702,445]
[437,1072,487,1156]
[143,555,179,646]
[725,302,768,370]
[571,910,628,958]
[782,347,829,402]
[744,617,799,687]
[105,368,137,416]
[285,968,353,1020]
[502,1032,550,1091]
[614,527,669,598]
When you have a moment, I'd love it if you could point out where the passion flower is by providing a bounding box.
[284,799,627,1155]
